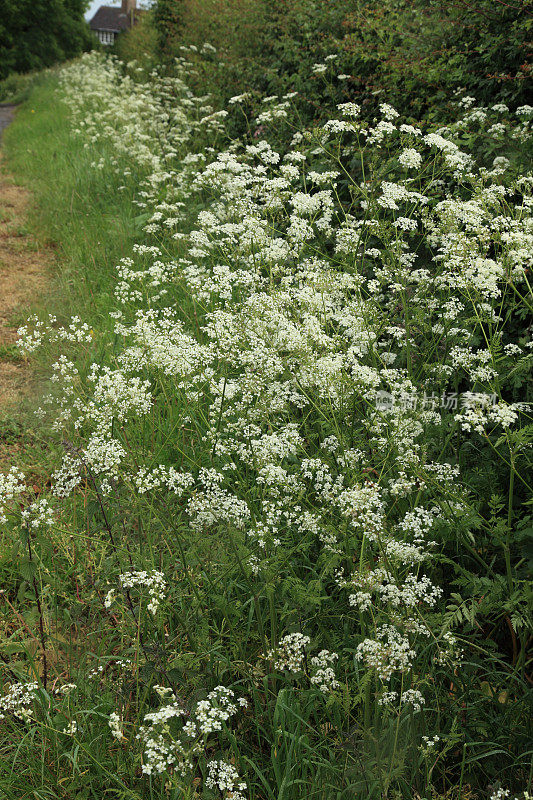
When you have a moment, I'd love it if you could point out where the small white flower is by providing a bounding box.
[109,712,126,741]
[398,148,423,170]
[268,633,310,672]
[63,721,78,736]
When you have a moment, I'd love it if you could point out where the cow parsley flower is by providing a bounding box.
[310,650,340,692]
[0,467,25,524]
[206,760,247,799]
[109,711,126,741]
[63,721,78,735]
[268,633,310,672]
[398,148,423,169]
[105,570,167,615]
[0,682,38,722]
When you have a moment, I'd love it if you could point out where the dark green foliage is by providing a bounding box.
[152,0,186,59]
[336,0,532,117]
[0,0,93,80]
[151,0,532,124]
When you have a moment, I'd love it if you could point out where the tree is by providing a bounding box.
[0,0,93,80]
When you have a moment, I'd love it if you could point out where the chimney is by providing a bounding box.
[121,0,136,13]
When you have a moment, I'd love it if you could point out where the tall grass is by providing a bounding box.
[4,80,144,318]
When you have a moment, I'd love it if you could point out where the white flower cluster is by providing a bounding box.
[133,466,194,496]
[57,683,77,695]
[310,650,340,693]
[137,685,247,779]
[268,637,340,693]
[105,570,167,615]
[355,626,416,682]
[21,497,55,529]
[436,631,464,666]
[398,148,423,169]
[490,790,531,800]
[420,734,440,751]
[268,633,310,673]
[17,315,92,355]
[455,394,525,434]
[400,688,425,712]
[108,711,126,741]
[121,570,167,615]
[63,720,78,736]
[195,686,248,735]
[0,467,25,524]
[138,699,193,776]
[206,760,247,800]
[0,682,38,722]
[187,469,250,531]
[348,571,442,611]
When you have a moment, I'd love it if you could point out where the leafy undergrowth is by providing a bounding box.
[0,53,532,800]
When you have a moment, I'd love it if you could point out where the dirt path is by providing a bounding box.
[0,106,52,414]
[0,104,16,137]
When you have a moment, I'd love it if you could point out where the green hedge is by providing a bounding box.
[151,0,532,125]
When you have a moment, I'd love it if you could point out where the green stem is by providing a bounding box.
[387,674,404,794]
[363,673,373,734]
[505,453,515,595]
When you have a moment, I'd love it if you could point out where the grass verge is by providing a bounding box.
[3,78,143,322]
[0,77,159,798]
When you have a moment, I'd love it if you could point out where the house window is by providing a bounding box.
[98,30,115,45]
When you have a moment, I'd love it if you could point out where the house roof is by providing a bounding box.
[89,6,134,33]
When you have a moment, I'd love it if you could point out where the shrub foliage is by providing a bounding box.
[151,0,532,122]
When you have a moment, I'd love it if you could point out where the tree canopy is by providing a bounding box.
[0,0,93,79]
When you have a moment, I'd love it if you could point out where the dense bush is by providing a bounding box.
[151,0,532,126]
[152,0,186,59]
[113,9,158,67]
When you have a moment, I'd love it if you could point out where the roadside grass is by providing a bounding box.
[0,80,164,797]
[1,78,149,476]
[3,79,143,324]
[1,80,156,500]
[0,75,232,800]
[0,70,50,106]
